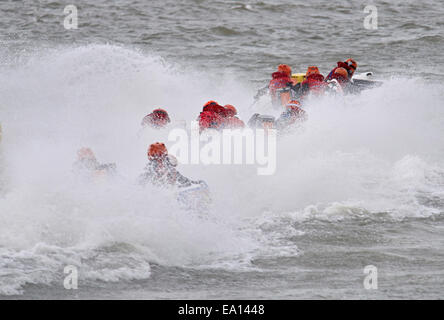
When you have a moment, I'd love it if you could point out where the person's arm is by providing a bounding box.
[325,69,335,81]
[174,170,194,188]
[253,85,270,102]
[137,164,154,186]
[172,166,205,188]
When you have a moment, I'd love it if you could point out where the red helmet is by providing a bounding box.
[147,142,168,160]
[306,66,320,77]
[278,64,292,77]
[152,108,170,122]
[203,100,219,110]
[334,67,349,79]
[345,58,357,71]
[142,108,170,128]
[224,104,237,117]
[77,147,96,160]
[202,101,227,117]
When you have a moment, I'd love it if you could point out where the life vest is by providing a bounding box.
[302,73,327,94]
[198,111,224,131]
[302,73,326,93]
[224,116,245,129]
[326,62,353,80]
[146,158,178,186]
[269,71,292,105]
[330,73,349,88]
[287,107,306,122]
[296,73,327,100]
[275,106,307,131]
[202,104,228,117]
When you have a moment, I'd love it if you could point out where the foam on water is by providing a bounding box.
[1,45,444,295]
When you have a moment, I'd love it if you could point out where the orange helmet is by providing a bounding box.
[286,100,301,109]
[224,104,237,116]
[345,58,357,72]
[278,64,292,77]
[334,67,349,78]
[77,147,96,160]
[148,142,168,160]
[306,66,320,77]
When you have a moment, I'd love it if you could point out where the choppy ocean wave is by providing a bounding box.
[1,0,444,298]
[0,44,443,297]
